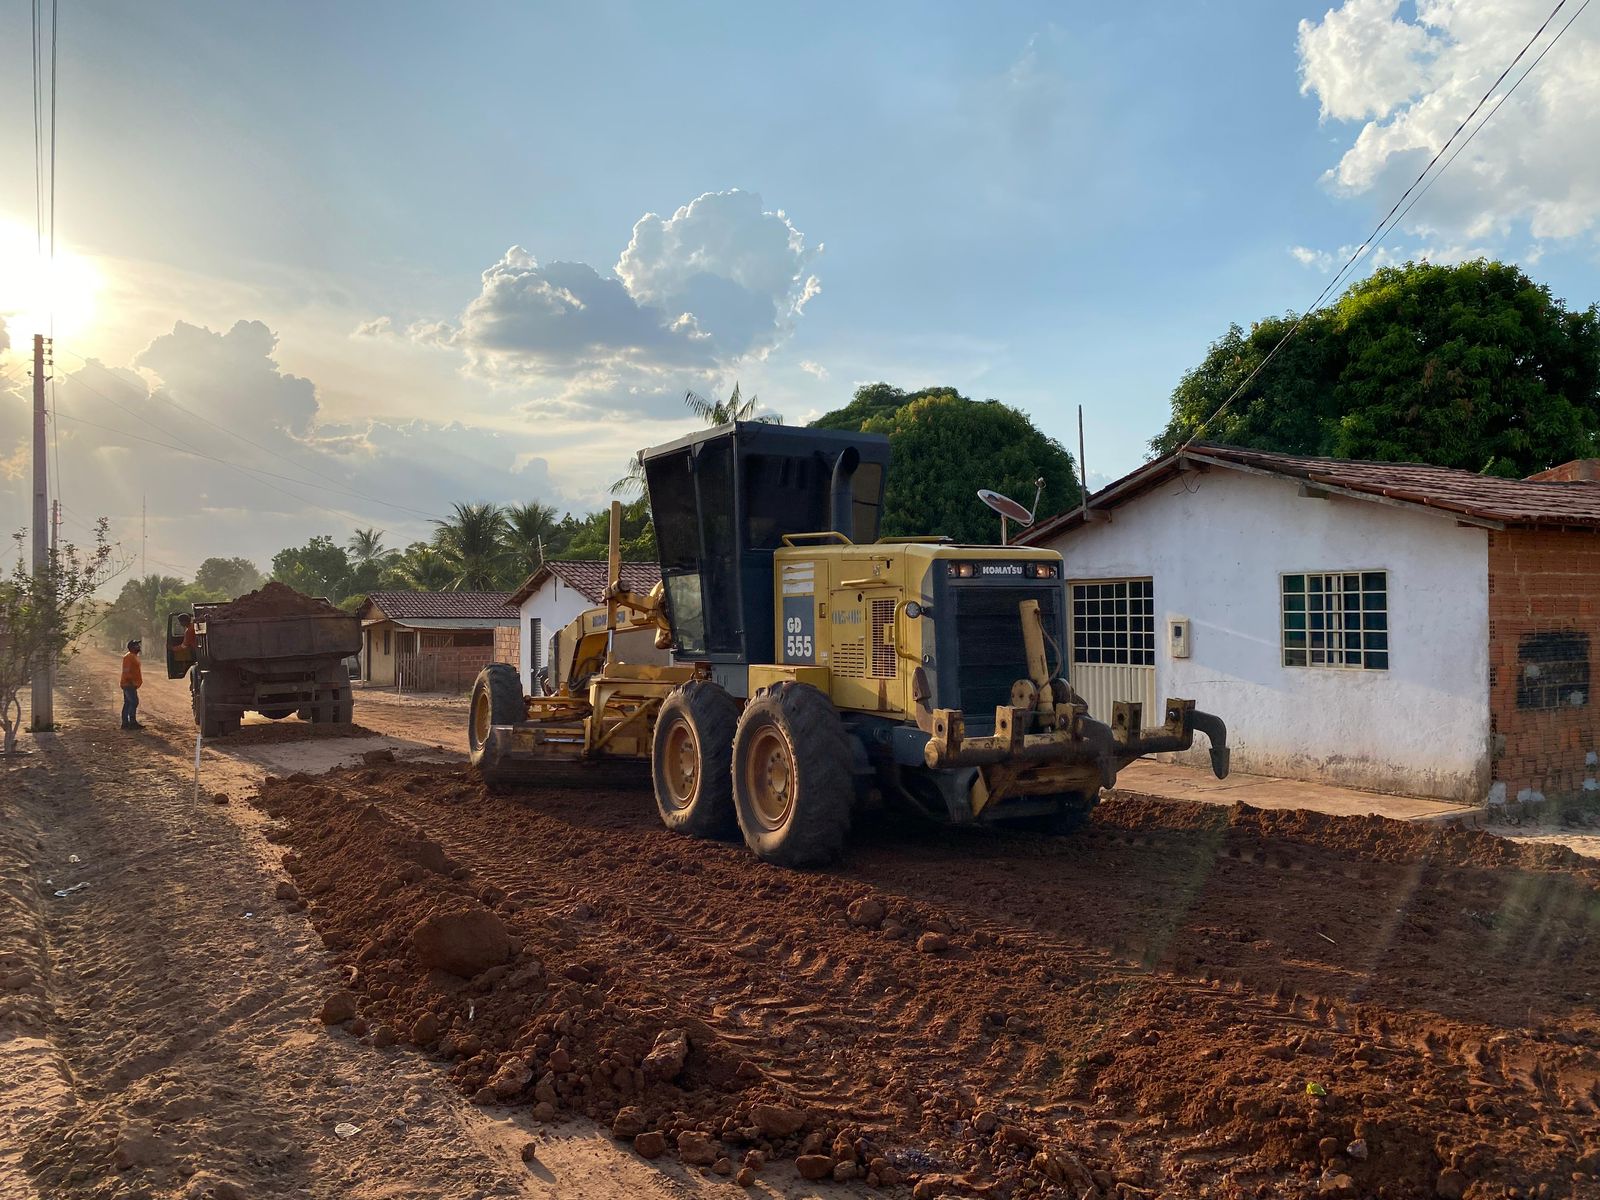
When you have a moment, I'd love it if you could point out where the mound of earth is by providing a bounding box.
[207,582,341,621]
[251,764,1600,1198]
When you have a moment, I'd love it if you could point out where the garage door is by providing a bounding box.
[1068,578,1157,725]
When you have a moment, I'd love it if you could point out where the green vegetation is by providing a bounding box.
[1154,259,1600,476]
[809,384,1081,543]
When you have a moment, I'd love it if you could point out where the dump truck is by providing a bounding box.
[165,583,360,737]
[469,422,1229,865]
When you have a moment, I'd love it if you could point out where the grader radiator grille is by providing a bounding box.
[870,598,897,679]
[952,586,1060,729]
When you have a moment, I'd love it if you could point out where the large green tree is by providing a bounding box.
[271,536,353,601]
[810,385,1081,543]
[1153,260,1600,476]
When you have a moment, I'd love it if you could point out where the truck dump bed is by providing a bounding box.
[197,609,360,665]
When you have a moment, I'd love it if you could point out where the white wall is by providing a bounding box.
[516,578,593,693]
[1044,469,1491,801]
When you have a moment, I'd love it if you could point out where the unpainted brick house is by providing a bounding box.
[356,591,518,693]
[1024,444,1600,805]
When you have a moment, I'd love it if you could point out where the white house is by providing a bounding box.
[505,560,663,694]
[1022,443,1600,804]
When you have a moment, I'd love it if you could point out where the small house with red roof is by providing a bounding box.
[1022,444,1600,805]
[356,591,518,691]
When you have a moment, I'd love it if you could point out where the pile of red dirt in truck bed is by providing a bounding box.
[208,581,341,620]
[253,764,1600,1199]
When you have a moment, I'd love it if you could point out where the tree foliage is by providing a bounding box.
[1,523,113,751]
[1153,260,1600,477]
[810,384,1081,543]
[271,535,352,601]
[193,556,264,597]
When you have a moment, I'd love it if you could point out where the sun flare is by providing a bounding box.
[0,216,102,350]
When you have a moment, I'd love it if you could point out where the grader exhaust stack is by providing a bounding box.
[469,422,1229,866]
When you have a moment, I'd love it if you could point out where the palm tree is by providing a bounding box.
[385,545,454,591]
[611,382,782,494]
[685,381,781,426]
[347,528,389,566]
[503,502,559,578]
[433,502,508,591]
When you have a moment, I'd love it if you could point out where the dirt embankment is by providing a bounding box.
[253,764,1600,1200]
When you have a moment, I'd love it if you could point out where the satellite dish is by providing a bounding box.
[978,489,1035,526]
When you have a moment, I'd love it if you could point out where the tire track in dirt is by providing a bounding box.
[256,762,1600,1199]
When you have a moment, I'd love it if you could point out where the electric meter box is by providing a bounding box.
[1169,617,1191,659]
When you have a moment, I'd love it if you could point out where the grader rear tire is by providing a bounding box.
[468,663,525,768]
[732,682,854,867]
[651,679,739,839]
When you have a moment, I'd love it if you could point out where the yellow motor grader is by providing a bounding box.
[469,423,1228,866]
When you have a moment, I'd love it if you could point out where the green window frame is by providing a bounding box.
[1281,571,1388,671]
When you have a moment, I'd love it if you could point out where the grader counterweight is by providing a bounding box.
[469,422,1229,866]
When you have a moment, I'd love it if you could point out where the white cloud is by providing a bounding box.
[798,359,830,381]
[364,190,822,417]
[0,318,571,576]
[353,315,394,337]
[1299,0,1600,243]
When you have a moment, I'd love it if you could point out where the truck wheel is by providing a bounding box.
[1012,791,1098,835]
[261,706,294,720]
[468,663,525,766]
[651,680,739,839]
[732,682,854,866]
[195,676,225,738]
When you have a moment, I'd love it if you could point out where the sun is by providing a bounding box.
[0,215,102,350]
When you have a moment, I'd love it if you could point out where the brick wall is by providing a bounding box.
[1487,528,1600,799]
[396,644,496,693]
[493,625,519,668]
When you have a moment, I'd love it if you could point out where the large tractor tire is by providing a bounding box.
[468,662,525,767]
[651,679,739,839]
[1011,790,1099,835]
[731,682,854,867]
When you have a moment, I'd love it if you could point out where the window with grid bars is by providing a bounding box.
[1071,579,1155,667]
[1281,571,1388,670]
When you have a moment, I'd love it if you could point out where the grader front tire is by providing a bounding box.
[468,663,525,769]
[651,680,739,839]
[732,682,854,867]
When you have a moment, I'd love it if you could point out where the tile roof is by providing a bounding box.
[1024,442,1600,544]
[508,560,663,608]
[361,591,516,622]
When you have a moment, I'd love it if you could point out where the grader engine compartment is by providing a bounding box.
[468,420,1230,867]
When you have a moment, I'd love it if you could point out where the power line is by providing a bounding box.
[55,345,440,521]
[1185,0,1583,445]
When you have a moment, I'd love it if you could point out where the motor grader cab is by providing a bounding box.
[469,422,1229,866]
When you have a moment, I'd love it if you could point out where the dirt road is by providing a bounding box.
[8,653,1600,1199]
[0,655,761,1200]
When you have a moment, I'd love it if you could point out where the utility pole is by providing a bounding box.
[141,495,147,579]
[30,334,54,731]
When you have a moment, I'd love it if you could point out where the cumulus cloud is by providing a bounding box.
[0,314,9,355]
[0,318,567,576]
[798,360,830,381]
[1298,0,1600,243]
[353,315,394,337]
[380,190,825,413]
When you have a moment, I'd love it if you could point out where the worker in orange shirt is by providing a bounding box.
[120,639,144,730]
[172,613,198,668]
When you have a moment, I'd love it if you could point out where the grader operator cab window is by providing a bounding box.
[642,422,890,671]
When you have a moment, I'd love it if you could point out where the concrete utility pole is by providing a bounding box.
[30,333,54,731]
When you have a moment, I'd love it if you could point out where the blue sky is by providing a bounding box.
[1,1,1597,576]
